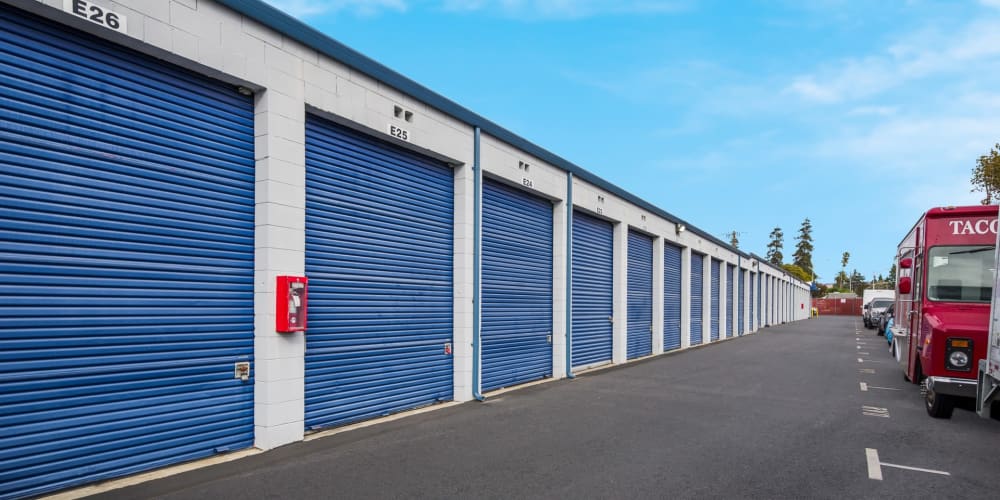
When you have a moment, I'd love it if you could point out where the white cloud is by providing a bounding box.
[785,18,1000,103]
[441,0,690,19]
[815,111,1000,177]
[266,0,407,18]
[847,106,897,117]
[266,0,689,19]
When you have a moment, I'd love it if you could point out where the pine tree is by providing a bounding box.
[793,218,814,277]
[728,231,739,248]
[766,227,783,265]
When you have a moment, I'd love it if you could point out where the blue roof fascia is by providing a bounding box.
[219,0,746,258]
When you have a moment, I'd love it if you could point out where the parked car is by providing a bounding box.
[882,304,894,343]
[865,298,893,329]
[876,302,893,337]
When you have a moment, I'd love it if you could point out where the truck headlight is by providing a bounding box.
[945,338,972,372]
[948,351,968,368]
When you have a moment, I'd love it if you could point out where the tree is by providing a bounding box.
[849,269,866,296]
[782,263,810,282]
[840,251,849,286]
[971,142,1000,204]
[727,231,740,248]
[888,264,896,288]
[835,270,848,289]
[793,218,814,277]
[766,227,784,265]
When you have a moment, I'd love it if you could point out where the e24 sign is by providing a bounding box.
[63,0,127,34]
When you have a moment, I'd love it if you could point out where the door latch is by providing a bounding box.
[546,334,552,344]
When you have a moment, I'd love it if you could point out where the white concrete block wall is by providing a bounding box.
[652,236,665,355]
[680,247,691,349]
[719,260,727,341]
[453,163,474,403]
[613,222,629,364]
[702,253,712,344]
[552,199,568,380]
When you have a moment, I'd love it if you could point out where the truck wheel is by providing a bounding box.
[925,383,954,419]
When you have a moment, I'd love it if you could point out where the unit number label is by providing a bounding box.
[64,0,127,34]
[388,124,410,142]
[521,177,534,188]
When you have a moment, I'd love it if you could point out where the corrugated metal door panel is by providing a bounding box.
[304,116,453,430]
[627,230,653,359]
[0,6,255,499]
[571,211,613,368]
[663,243,682,351]
[482,179,552,391]
[690,255,704,345]
[739,271,746,335]
[710,260,721,341]
[726,264,735,338]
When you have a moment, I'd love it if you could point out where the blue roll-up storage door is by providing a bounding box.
[710,260,721,341]
[726,264,735,338]
[482,179,552,391]
[627,230,653,359]
[690,254,704,345]
[663,243,682,351]
[0,6,255,498]
[304,116,453,429]
[571,211,613,368]
[739,270,746,336]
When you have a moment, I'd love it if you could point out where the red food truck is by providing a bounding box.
[890,205,998,418]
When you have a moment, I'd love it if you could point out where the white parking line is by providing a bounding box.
[859,368,875,374]
[867,385,901,391]
[866,448,883,480]
[858,358,864,363]
[858,352,869,355]
[880,462,951,476]
[860,382,868,391]
[862,405,890,417]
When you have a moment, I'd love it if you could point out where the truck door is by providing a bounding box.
[908,252,924,380]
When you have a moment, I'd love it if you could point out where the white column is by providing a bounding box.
[652,237,665,355]
[702,254,711,343]
[680,247,691,349]
[452,162,474,402]
[744,269,751,334]
[253,88,306,450]
[718,262,727,341]
[612,223,628,363]
[551,200,568,379]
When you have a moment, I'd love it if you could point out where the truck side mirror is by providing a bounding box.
[899,257,912,269]
[899,276,912,294]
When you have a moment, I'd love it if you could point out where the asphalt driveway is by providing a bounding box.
[89,316,1000,499]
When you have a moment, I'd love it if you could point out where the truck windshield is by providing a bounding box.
[926,245,994,302]
[870,299,892,308]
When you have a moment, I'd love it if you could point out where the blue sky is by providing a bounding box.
[265,0,1000,283]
